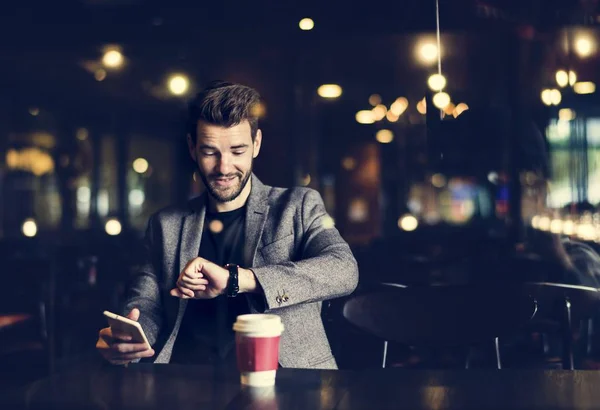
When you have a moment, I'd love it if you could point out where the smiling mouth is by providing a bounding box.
[212,176,237,187]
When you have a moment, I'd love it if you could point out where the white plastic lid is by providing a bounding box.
[233,314,284,336]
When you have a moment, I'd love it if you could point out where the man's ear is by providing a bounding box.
[187,134,197,161]
[253,129,262,159]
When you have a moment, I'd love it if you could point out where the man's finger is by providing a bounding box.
[170,288,192,299]
[184,258,205,275]
[180,276,208,286]
[183,270,204,280]
[181,284,206,291]
[111,342,151,354]
[175,280,197,297]
[99,328,130,344]
[112,349,155,361]
[127,308,140,322]
[110,332,133,342]
[179,285,195,297]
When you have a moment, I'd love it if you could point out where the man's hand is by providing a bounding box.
[96,308,155,365]
[170,257,228,299]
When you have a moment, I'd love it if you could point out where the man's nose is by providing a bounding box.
[216,155,232,174]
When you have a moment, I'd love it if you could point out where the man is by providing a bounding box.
[96,81,359,369]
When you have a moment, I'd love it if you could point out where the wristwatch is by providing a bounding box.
[225,264,239,297]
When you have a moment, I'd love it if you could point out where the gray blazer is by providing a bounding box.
[122,174,359,369]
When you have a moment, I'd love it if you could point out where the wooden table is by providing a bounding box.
[20,363,600,409]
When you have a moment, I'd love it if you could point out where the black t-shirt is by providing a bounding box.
[170,206,250,365]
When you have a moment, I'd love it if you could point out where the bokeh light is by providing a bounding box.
[317,84,342,99]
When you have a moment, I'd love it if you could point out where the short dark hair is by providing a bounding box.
[187,81,261,144]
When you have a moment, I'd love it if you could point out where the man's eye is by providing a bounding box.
[232,151,246,156]
[202,151,216,156]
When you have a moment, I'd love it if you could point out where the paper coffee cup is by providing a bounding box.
[233,314,284,387]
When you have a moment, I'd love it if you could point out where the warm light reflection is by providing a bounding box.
[6,148,55,176]
[105,219,122,236]
[76,128,89,141]
[317,84,342,99]
[372,104,387,121]
[29,107,39,116]
[356,110,375,124]
[431,173,446,188]
[375,129,394,144]
[398,214,418,231]
[102,49,124,69]
[550,218,563,234]
[416,98,427,114]
[299,18,314,31]
[443,103,455,116]
[531,215,540,229]
[94,69,107,81]
[432,92,450,109]
[538,216,551,231]
[550,89,562,105]
[369,94,382,106]
[558,108,575,121]
[417,42,439,64]
[575,36,595,58]
[209,219,224,234]
[168,74,190,96]
[556,70,577,87]
[133,158,149,173]
[251,101,267,118]
[541,89,561,106]
[569,70,577,86]
[341,157,356,170]
[453,103,469,117]
[390,97,408,116]
[427,74,446,91]
[386,111,399,122]
[300,174,311,186]
[573,82,596,94]
[577,223,596,240]
[22,219,37,237]
[541,89,552,106]
[556,70,568,87]
[563,220,576,235]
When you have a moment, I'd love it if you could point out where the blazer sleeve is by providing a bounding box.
[121,215,164,346]
[250,189,359,311]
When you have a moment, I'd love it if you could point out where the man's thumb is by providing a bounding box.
[127,308,140,322]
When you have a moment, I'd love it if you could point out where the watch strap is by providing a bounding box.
[225,264,239,297]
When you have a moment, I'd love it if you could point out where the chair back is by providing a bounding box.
[343,283,537,347]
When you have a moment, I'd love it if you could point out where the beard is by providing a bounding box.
[198,164,252,203]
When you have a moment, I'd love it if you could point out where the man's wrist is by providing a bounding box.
[238,267,258,293]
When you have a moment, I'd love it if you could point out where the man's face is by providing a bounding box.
[188,120,262,203]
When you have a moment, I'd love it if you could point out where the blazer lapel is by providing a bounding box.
[179,194,207,275]
[244,174,270,268]
[166,194,207,328]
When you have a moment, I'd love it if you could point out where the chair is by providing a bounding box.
[343,283,538,369]
[521,282,600,369]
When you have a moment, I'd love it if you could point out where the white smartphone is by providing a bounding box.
[103,310,151,349]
